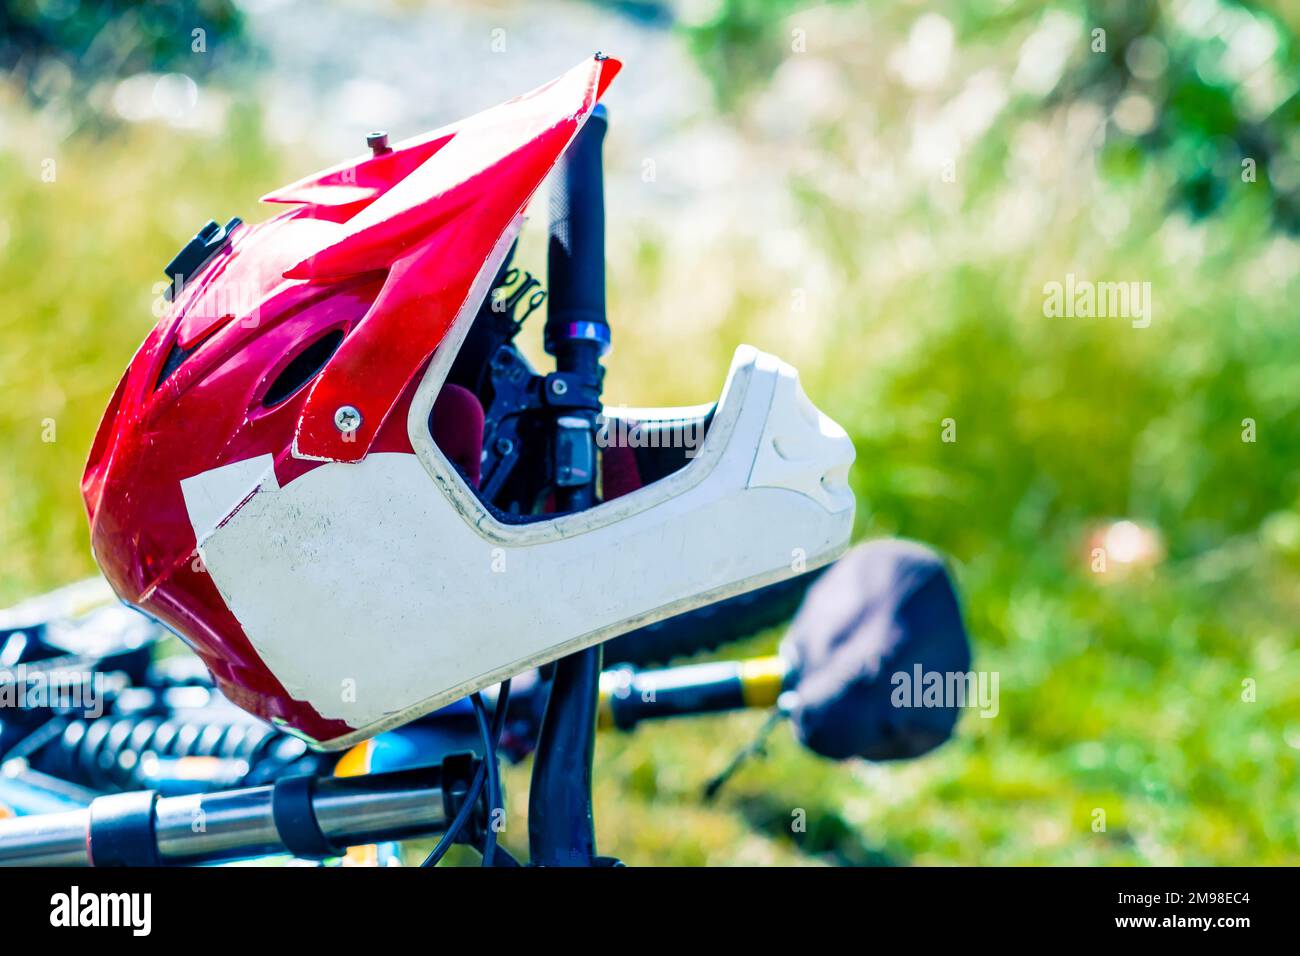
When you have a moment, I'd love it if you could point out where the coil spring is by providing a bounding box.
[32,713,325,792]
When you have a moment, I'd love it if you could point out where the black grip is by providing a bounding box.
[87,790,160,867]
[784,539,972,762]
[271,773,342,860]
[546,103,609,350]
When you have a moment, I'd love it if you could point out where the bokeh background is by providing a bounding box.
[2,0,1298,864]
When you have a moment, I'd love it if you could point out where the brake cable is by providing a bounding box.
[420,679,511,867]
[476,686,504,866]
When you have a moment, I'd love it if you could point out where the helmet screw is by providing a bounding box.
[334,405,363,434]
[495,437,515,455]
[366,131,392,157]
[550,378,568,396]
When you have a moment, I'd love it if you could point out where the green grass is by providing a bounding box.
[3,32,1299,864]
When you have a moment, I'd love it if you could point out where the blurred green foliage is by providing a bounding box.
[1,0,248,123]
[682,0,1300,230]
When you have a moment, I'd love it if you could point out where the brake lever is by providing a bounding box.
[701,706,787,802]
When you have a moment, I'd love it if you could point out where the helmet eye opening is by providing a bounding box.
[262,329,346,408]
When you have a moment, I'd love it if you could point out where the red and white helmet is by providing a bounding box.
[82,56,855,749]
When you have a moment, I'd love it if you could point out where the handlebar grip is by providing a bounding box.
[783,539,972,762]
[545,102,609,351]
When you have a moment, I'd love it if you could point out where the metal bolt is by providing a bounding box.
[366,131,391,157]
[550,378,568,396]
[334,405,362,434]
[495,437,515,456]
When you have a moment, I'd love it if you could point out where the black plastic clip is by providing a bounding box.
[542,372,603,411]
[439,752,484,844]
[164,217,242,299]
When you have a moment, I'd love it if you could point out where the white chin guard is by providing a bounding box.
[182,344,855,749]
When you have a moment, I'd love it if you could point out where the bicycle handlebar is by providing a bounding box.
[600,656,789,729]
[0,654,791,867]
[0,764,458,867]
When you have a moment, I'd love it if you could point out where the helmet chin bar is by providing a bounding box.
[179,339,853,749]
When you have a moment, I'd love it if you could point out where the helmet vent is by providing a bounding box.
[154,342,194,390]
[263,330,345,407]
